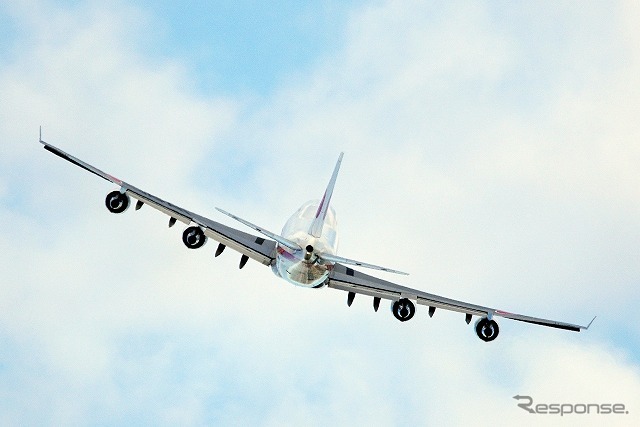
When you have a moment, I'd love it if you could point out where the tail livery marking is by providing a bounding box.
[309,152,343,237]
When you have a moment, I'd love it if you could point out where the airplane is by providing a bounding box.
[38,129,595,342]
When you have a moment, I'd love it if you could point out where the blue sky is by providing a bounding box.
[140,1,356,96]
[1,0,640,425]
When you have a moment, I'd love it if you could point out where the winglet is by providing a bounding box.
[39,126,44,144]
[309,152,343,238]
[584,315,597,330]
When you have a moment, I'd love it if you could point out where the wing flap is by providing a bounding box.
[328,279,401,301]
[201,222,276,266]
[493,310,594,332]
[328,263,487,315]
[123,184,277,266]
[41,139,277,267]
[328,263,591,331]
[125,188,191,225]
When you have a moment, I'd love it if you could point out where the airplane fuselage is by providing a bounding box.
[272,200,338,288]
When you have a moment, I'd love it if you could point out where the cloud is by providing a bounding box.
[1,0,639,425]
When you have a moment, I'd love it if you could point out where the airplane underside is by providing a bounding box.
[42,134,594,343]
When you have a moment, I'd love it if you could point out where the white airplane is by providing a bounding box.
[39,130,595,341]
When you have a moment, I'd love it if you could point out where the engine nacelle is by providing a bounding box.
[391,298,416,322]
[182,226,207,249]
[105,190,130,213]
[475,317,499,342]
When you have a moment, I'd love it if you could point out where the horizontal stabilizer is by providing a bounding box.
[216,208,301,252]
[319,252,408,275]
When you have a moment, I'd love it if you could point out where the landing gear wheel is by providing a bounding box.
[105,191,130,213]
[392,298,416,322]
[182,226,207,249]
[475,318,499,342]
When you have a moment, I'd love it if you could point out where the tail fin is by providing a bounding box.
[309,152,343,238]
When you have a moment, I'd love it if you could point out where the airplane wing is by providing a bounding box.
[328,263,594,332]
[40,139,277,267]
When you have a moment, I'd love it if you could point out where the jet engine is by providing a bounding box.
[105,190,130,213]
[182,226,207,249]
[391,298,416,322]
[475,317,499,342]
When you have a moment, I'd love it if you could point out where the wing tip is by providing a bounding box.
[584,315,597,330]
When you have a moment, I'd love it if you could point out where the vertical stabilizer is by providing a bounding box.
[309,152,343,237]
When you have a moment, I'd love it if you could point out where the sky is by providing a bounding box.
[1,0,639,425]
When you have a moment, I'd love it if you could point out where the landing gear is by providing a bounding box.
[105,191,130,213]
[392,298,416,322]
[475,318,499,342]
[182,226,207,249]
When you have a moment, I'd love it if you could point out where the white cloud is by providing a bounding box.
[1,0,639,425]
